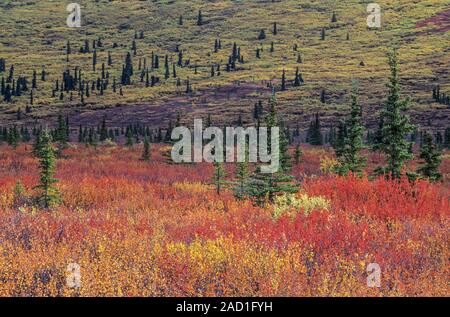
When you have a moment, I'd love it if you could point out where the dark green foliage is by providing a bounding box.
[334,83,366,175]
[142,136,151,161]
[417,132,442,182]
[307,113,323,145]
[374,48,415,179]
[197,10,203,26]
[258,29,266,40]
[33,129,61,209]
[213,161,225,195]
[246,94,299,206]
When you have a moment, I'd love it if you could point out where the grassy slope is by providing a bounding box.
[0,0,449,130]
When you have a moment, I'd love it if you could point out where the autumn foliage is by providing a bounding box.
[0,144,448,296]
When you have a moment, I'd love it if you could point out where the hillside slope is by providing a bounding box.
[0,0,449,131]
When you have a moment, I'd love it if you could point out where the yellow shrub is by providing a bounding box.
[173,181,210,194]
[273,193,330,219]
[320,156,340,175]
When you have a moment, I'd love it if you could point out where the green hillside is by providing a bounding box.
[0,0,449,131]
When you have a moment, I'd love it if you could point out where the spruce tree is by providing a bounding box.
[335,83,366,175]
[34,129,61,209]
[374,48,415,179]
[213,161,225,195]
[197,10,203,26]
[142,136,151,161]
[246,93,299,205]
[280,69,286,91]
[417,132,442,182]
[258,29,266,40]
[125,128,134,146]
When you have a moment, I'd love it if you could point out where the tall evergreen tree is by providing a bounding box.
[374,48,415,179]
[142,136,151,161]
[213,161,225,195]
[246,93,299,205]
[34,129,61,209]
[335,83,366,175]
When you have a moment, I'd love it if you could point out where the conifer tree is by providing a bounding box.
[34,129,61,209]
[335,83,366,175]
[197,10,203,26]
[92,50,97,71]
[142,136,151,161]
[308,113,323,145]
[331,12,337,23]
[246,93,299,205]
[99,116,108,142]
[233,142,250,200]
[258,29,266,40]
[416,132,442,182]
[280,69,286,91]
[125,128,134,146]
[374,48,415,179]
[213,161,225,195]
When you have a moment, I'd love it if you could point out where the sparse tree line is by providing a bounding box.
[0,11,360,111]
[432,85,450,106]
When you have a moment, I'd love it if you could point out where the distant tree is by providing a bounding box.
[335,83,366,175]
[197,10,203,26]
[213,161,225,195]
[4,84,12,102]
[293,67,303,86]
[280,69,286,91]
[258,29,266,40]
[256,48,261,59]
[92,50,97,71]
[66,41,71,62]
[142,136,151,161]
[7,125,19,148]
[34,129,61,209]
[108,51,113,66]
[320,89,326,103]
[308,113,323,146]
[132,40,137,56]
[417,132,442,182]
[234,142,250,200]
[99,116,108,142]
[374,48,415,179]
[331,12,337,23]
[32,70,37,89]
[125,128,134,146]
